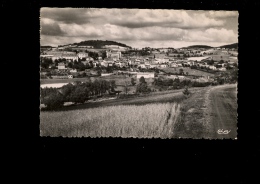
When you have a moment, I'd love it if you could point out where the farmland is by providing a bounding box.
[210,54,237,62]
[40,103,180,138]
[40,83,237,138]
[41,78,95,84]
[44,87,203,111]
[40,87,209,138]
[161,67,215,77]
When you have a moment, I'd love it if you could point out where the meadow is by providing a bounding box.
[161,67,215,77]
[40,103,180,138]
[40,78,96,84]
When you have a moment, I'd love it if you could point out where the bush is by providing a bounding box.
[42,92,64,110]
[182,86,191,98]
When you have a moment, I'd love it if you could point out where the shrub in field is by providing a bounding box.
[131,78,136,86]
[42,92,64,110]
[136,82,151,93]
[182,86,191,98]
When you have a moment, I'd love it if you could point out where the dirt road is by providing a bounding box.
[205,84,237,139]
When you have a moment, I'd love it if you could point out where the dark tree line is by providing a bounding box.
[153,77,214,90]
[41,79,117,110]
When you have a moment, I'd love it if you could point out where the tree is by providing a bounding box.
[136,76,151,93]
[124,81,130,94]
[131,78,136,86]
[182,86,191,98]
[219,60,224,64]
[101,51,107,59]
[179,68,184,75]
[186,72,189,75]
[136,82,150,93]
[67,62,73,68]
[42,92,64,110]
[60,83,75,102]
[110,80,116,92]
[70,85,89,104]
[139,76,146,83]
[78,62,86,71]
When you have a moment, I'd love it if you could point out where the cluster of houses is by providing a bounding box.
[41,44,238,80]
[40,51,91,62]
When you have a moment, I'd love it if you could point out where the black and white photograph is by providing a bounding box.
[40,8,238,139]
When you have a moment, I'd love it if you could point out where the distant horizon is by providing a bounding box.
[40,40,237,49]
[40,8,238,49]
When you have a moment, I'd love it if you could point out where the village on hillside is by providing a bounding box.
[40,41,238,89]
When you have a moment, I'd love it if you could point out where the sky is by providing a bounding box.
[40,8,238,48]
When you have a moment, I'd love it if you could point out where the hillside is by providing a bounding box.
[218,43,238,49]
[40,45,53,48]
[183,45,213,49]
[64,40,132,49]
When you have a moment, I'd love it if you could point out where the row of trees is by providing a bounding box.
[153,77,214,90]
[41,79,117,109]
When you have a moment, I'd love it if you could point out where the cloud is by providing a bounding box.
[207,11,238,18]
[40,8,238,48]
[40,21,65,36]
[40,8,94,24]
[59,24,103,37]
[183,28,237,43]
[108,9,224,29]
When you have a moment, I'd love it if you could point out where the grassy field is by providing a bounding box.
[210,55,233,61]
[172,86,213,139]
[40,103,180,138]
[47,87,204,111]
[40,78,95,84]
[161,67,215,77]
[41,75,144,86]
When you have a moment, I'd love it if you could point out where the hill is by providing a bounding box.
[40,45,53,48]
[182,45,213,49]
[63,40,132,49]
[218,43,238,49]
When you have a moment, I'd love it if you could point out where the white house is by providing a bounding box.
[209,66,217,70]
[170,63,178,68]
[149,64,158,69]
[218,67,227,71]
[106,50,122,60]
[58,63,66,70]
[77,52,88,59]
[70,69,77,73]
[101,73,113,77]
[168,75,186,80]
[138,64,146,69]
[159,64,167,68]
[137,72,155,79]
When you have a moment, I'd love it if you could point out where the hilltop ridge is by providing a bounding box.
[59,40,132,49]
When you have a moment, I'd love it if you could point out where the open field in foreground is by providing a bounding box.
[40,103,180,138]
[40,84,237,139]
